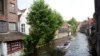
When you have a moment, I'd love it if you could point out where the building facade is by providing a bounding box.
[18,8,30,35]
[55,23,71,39]
[0,0,24,56]
[94,0,100,56]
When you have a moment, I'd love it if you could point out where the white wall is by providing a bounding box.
[55,32,68,39]
[0,42,24,56]
[19,8,30,35]
[1,42,7,56]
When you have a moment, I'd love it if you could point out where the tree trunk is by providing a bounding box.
[33,48,38,56]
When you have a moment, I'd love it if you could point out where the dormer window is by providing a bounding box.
[0,0,4,15]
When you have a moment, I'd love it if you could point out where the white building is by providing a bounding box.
[55,23,71,39]
[18,8,30,35]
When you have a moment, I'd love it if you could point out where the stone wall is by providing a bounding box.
[8,50,23,56]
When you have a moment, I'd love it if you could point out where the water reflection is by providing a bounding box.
[38,44,64,56]
[64,33,91,56]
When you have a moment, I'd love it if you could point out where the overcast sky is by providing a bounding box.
[18,0,95,22]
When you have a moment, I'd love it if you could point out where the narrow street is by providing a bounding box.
[64,32,91,56]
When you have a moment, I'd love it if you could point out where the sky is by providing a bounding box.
[18,0,95,22]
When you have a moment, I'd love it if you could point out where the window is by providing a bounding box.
[9,23,16,31]
[7,41,23,53]
[0,0,4,14]
[0,21,7,33]
[21,24,25,33]
[10,3,15,13]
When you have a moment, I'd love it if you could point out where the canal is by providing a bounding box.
[64,32,91,56]
[37,32,91,56]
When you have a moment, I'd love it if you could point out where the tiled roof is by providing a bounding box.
[18,9,26,21]
[18,9,26,13]
[0,32,24,41]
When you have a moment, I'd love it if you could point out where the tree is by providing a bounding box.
[67,17,78,36]
[23,0,63,56]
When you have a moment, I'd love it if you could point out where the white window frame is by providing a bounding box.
[9,23,16,31]
[21,24,25,33]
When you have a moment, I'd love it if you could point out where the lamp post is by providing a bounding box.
[87,17,91,36]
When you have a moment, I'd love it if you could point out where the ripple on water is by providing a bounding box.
[64,33,91,56]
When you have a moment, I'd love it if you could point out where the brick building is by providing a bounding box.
[0,0,24,56]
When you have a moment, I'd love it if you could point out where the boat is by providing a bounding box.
[56,42,71,52]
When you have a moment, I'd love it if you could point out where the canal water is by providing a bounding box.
[64,32,91,56]
[37,32,91,56]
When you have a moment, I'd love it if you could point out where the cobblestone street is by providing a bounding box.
[64,32,91,56]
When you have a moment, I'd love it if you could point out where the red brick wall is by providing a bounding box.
[0,0,6,21]
[0,0,18,32]
[7,0,18,22]
[0,0,18,22]
[0,15,5,20]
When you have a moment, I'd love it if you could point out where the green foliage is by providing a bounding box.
[67,17,78,36]
[24,0,63,55]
